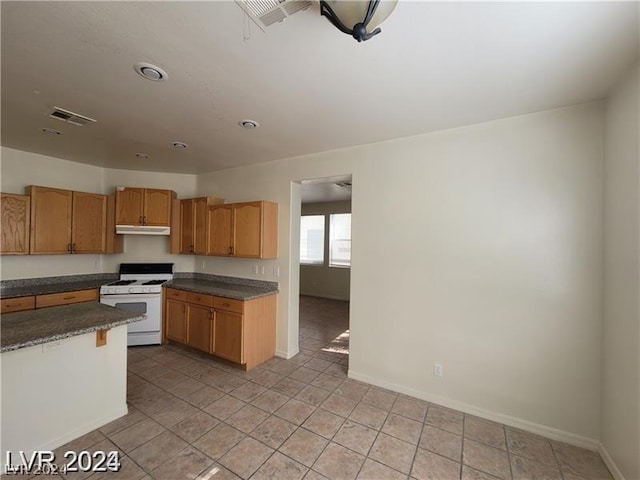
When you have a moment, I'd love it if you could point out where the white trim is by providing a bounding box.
[276,348,299,359]
[299,292,350,301]
[348,369,600,451]
[598,443,626,480]
[34,405,128,454]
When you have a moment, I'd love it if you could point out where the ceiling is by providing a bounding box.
[1,1,638,175]
[301,175,352,203]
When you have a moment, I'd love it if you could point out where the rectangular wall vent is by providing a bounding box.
[235,0,312,30]
[48,107,97,127]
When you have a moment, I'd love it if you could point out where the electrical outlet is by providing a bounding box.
[260,265,265,275]
[252,265,259,275]
[273,265,280,277]
[433,363,443,377]
[201,259,206,269]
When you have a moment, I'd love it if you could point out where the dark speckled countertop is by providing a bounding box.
[165,278,278,300]
[0,274,118,299]
[1,302,144,353]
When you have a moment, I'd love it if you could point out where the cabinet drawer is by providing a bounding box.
[1,296,36,313]
[186,292,214,307]
[213,296,244,314]
[36,289,97,309]
[165,288,187,301]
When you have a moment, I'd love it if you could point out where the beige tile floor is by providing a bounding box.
[47,296,612,480]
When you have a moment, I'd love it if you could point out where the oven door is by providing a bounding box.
[100,293,161,334]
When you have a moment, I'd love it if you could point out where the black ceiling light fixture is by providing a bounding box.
[319,0,398,42]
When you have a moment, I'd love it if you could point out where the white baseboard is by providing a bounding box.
[299,292,350,301]
[276,348,299,359]
[348,369,600,452]
[598,443,626,480]
[36,405,128,453]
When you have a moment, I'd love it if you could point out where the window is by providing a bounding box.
[330,213,351,267]
[300,215,324,265]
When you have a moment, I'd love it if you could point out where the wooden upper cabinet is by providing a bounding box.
[234,203,263,258]
[28,186,73,254]
[1,194,30,255]
[115,187,144,225]
[193,197,209,255]
[115,187,174,226]
[72,192,107,253]
[208,205,233,256]
[144,189,172,226]
[180,199,195,254]
[27,186,112,255]
[208,201,278,259]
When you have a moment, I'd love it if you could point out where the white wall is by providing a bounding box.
[0,147,198,279]
[300,201,351,300]
[601,64,639,480]
[198,103,605,442]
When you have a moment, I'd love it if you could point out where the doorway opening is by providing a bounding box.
[297,175,352,369]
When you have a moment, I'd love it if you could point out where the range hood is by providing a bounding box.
[116,225,170,235]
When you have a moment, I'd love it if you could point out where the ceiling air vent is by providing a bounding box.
[335,181,352,189]
[235,0,312,30]
[48,107,97,127]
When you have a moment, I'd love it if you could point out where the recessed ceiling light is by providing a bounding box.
[239,119,259,129]
[172,141,188,149]
[135,153,149,159]
[41,127,61,135]
[134,62,168,81]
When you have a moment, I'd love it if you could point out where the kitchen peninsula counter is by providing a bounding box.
[0,302,143,353]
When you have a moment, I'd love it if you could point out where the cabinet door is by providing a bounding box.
[193,197,209,255]
[72,192,107,253]
[1,194,30,255]
[180,199,195,254]
[144,189,172,226]
[115,188,144,225]
[28,186,73,254]
[187,304,213,353]
[214,310,243,363]
[166,299,187,343]
[233,203,262,258]
[208,205,233,256]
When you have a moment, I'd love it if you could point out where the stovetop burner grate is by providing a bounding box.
[109,280,136,286]
[142,280,168,285]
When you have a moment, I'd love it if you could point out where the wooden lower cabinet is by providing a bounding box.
[214,310,243,363]
[187,304,214,353]
[0,296,36,313]
[1,288,98,314]
[165,299,187,343]
[163,287,277,369]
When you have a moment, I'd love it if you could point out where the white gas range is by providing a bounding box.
[99,263,173,346]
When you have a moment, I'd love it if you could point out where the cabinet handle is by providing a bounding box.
[5,304,18,307]
[72,243,76,253]
[67,243,72,253]
[229,246,234,255]
[63,296,76,300]
[222,302,230,307]
[143,215,147,224]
